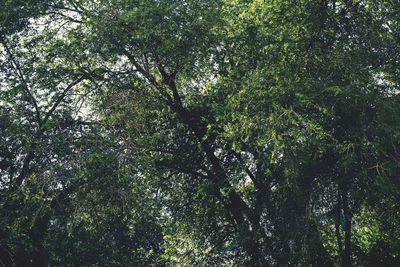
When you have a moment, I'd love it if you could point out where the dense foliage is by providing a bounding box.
[1,0,399,266]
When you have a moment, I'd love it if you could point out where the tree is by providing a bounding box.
[1,0,399,266]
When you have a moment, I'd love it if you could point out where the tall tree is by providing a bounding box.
[1,0,399,266]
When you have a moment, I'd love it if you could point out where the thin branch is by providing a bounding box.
[41,76,85,127]
[119,47,174,105]
[44,11,83,24]
[0,35,42,126]
[157,160,208,179]
[46,3,83,14]
[230,149,259,186]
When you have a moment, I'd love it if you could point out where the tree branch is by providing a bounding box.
[0,35,42,126]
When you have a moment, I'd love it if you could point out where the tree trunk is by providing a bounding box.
[342,189,352,267]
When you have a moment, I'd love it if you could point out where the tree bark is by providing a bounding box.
[342,188,352,267]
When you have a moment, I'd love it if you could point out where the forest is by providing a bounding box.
[0,0,399,266]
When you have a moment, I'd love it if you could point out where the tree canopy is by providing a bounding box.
[1,0,400,266]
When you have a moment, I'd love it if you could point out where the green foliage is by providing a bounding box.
[1,0,400,266]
